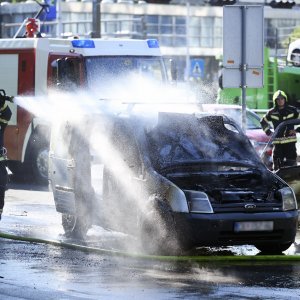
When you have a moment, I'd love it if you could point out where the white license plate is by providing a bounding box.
[234,221,274,232]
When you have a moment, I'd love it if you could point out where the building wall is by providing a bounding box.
[1,2,300,82]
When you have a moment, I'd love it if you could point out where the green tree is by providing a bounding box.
[282,26,300,48]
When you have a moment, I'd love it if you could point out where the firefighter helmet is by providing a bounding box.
[273,90,288,104]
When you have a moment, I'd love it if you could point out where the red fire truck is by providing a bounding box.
[0,23,167,183]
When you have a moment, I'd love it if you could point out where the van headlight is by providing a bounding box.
[184,190,214,213]
[280,187,298,211]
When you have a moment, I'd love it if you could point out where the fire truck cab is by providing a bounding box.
[0,37,167,183]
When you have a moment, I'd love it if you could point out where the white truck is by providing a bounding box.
[0,36,167,183]
[287,38,300,67]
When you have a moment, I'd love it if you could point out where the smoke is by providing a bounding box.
[13,74,215,255]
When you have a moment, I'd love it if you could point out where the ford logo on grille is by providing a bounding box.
[245,204,256,210]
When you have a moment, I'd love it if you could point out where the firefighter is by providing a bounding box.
[260,90,299,171]
[0,90,13,220]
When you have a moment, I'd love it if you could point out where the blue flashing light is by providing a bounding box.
[71,40,95,48]
[147,39,159,49]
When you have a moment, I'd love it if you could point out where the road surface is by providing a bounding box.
[1,182,300,299]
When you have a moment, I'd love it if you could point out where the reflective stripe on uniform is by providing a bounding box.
[263,116,269,122]
[0,103,7,112]
[283,113,296,120]
[0,117,8,124]
[273,136,297,144]
[270,115,280,120]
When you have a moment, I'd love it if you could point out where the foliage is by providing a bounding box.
[282,26,300,48]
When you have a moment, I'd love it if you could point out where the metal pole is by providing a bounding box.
[185,1,190,81]
[92,0,101,38]
[241,6,247,132]
[56,0,62,37]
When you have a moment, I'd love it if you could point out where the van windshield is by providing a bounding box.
[146,114,260,170]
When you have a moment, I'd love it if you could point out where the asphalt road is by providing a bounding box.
[1,182,300,299]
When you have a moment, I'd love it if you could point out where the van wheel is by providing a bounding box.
[62,213,89,239]
[255,242,292,254]
[140,196,187,256]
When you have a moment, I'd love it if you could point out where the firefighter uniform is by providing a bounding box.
[0,94,12,220]
[260,90,299,170]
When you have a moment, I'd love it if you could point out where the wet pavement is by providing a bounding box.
[2,235,300,300]
[1,181,300,257]
[1,182,300,299]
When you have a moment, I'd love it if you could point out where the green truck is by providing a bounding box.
[218,40,300,110]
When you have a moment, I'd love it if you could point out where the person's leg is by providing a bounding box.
[284,143,297,166]
[0,189,5,220]
[0,162,8,220]
[272,144,284,170]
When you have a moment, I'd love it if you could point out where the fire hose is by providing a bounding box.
[1,231,300,262]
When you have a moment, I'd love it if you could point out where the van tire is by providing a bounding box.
[62,213,90,240]
[255,242,293,254]
[140,196,187,256]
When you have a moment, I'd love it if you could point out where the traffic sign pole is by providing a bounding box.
[241,6,247,131]
[223,5,264,132]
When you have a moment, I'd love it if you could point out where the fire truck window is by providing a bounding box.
[56,58,80,90]
[85,56,165,90]
[50,59,58,88]
[66,60,79,85]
